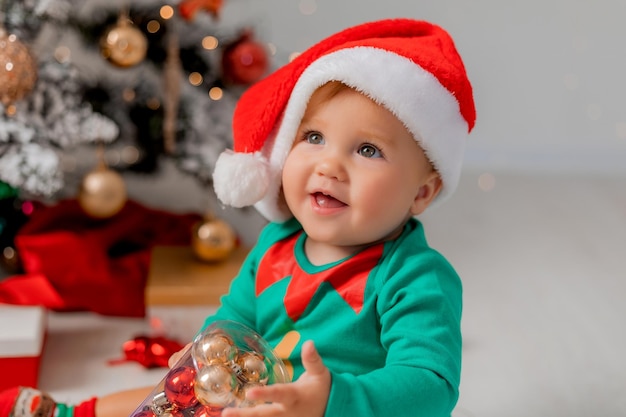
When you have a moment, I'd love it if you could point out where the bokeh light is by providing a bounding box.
[202,36,219,50]
[160,5,175,20]
[122,88,136,102]
[188,72,203,86]
[147,97,161,109]
[121,146,140,164]
[147,20,161,33]
[209,87,223,100]
[478,173,496,192]
[54,45,71,63]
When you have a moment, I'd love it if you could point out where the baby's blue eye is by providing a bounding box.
[306,131,324,144]
[358,144,382,158]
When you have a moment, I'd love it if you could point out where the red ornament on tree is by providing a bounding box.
[178,0,223,21]
[221,31,269,85]
[164,366,199,408]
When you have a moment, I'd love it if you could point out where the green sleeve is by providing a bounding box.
[325,247,463,417]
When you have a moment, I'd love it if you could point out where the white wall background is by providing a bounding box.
[219,0,626,175]
[53,0,626,245]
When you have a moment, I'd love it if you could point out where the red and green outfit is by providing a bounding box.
[203,217,463,417]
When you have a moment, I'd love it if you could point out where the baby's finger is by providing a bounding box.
[244,382,294,406]
[300,340,326,376]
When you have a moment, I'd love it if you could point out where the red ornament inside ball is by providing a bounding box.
[164,366,199,408]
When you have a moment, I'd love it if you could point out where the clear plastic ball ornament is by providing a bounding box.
[129,320,291,417]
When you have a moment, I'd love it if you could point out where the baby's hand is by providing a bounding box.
[168,342,192,368]
[222,340,330,417]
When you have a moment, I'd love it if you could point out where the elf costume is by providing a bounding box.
[204,217,462,416]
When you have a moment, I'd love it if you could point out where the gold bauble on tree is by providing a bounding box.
[100,14,147,68]
[192,215,236,262]
[0,27,38,107]
[78,151,127,219]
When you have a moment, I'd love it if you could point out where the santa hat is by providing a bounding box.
[213,18,476,221]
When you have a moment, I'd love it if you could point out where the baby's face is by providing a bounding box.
[281,84,436,249]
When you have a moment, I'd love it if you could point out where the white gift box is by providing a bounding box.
[0,305,46,390]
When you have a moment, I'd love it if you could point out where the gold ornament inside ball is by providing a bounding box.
[194,365,238,408]
[0,29,38,106]
[235,382,264,408]
[236,352,269,384]
[78,166,127,218]
[192,218,236,262]
[192,333,238,366]
[100,19,147,68]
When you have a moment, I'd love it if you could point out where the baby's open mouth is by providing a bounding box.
[312,192,346,208]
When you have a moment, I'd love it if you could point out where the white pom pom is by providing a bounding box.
[212,150,270,207]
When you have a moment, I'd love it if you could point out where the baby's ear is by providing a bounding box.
[410,173,443,216]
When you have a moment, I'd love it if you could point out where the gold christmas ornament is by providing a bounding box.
[235,352,269,384]
[78,162,127,219]
[100,15,148,68]
[192,333,237,366]
[192,216,236,262]
[235,382,264,407]
[0,27,38,106]
[194,365,238,408]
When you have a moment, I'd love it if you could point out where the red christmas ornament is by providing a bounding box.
[165,366,199,408]
[179,0,223,20]
[221,32,269,85]
[109,335,185,369]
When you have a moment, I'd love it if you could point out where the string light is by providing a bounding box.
[122,88,136,102]
[202,36,219,50]
[4,105,16,116]
[160,5,175,20]
[54,46,71,63]
[121,146,140,164]
[147,20,161,33]
[146,97,161,109]
[3,247,15,261]
[188,72,203,86]
[208,86,223,100]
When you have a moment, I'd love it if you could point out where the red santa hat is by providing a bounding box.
[213,18,476,221]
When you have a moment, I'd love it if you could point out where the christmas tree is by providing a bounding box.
[0,0,271,277]
[0,0,270,197]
